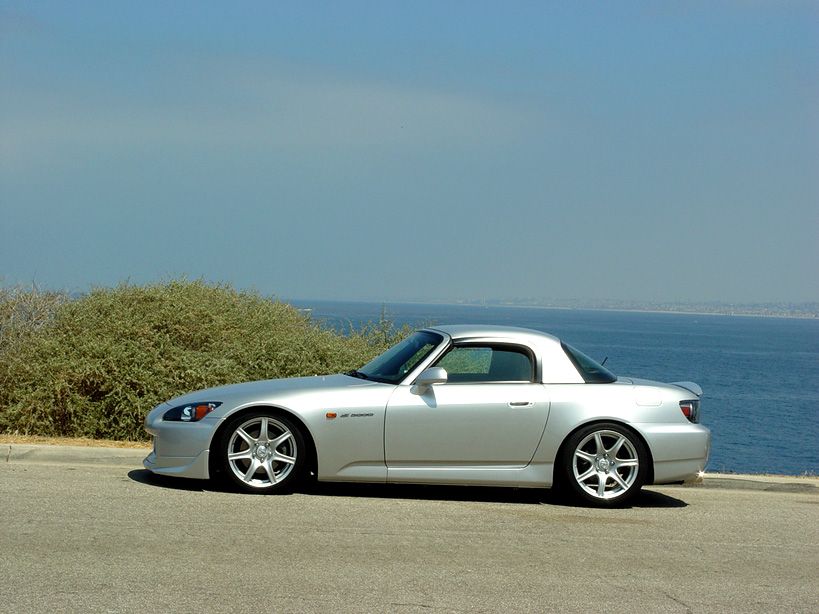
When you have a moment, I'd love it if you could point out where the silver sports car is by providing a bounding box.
[144,325,710,506]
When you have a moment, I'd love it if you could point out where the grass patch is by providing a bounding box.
[0,280,407,441]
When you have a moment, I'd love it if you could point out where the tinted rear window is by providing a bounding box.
[561,342,617,383]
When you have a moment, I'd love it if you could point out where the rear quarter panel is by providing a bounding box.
[532,381,707,482]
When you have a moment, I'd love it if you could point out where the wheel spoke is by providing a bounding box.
[271,431,292,449]
[258,417,269,442]
[273,452,296,465]
[260,460,277,484]
[228,449,252,461]
[575,450,595,463]
[596,474,608,497]
[609,436,626,456]
[594,432,605,454]
[616,458,638,468]
[577,467,595,482]
[243,458,260,482]
[611,471,629,492]
[236,428,255,446]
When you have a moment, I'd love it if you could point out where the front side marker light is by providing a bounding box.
[163,402,222,422]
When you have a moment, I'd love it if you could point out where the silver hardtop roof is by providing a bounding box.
[426,324,561,345]
[422,325,583,383]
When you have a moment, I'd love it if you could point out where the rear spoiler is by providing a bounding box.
[672,381,702,397]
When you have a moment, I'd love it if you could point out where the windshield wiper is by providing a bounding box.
[345,369,369,380]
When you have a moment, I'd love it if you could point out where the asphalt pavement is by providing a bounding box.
[1,444,817,613]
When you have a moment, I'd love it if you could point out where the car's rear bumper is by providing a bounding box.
[637,422,711,484]
[652,457,708,484]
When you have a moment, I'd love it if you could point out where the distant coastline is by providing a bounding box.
[448,301,819,320]
[292,297,819,320]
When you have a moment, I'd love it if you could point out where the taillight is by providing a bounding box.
[679,400,700,423]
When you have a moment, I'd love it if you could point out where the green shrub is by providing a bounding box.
[0,280,405,441]
[0,284,68,353]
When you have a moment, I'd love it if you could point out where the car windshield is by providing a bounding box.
[355,330,444,384]
[561,342,617,383]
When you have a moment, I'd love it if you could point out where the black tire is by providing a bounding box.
[217,410,306,494]
[560,422,648,507]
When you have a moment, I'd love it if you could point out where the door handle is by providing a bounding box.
[508,401,534,407]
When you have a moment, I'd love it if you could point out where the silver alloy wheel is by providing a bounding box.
[572,429,640,500]
[226,416,298,488]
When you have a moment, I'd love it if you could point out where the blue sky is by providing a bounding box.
[1,1,817,303]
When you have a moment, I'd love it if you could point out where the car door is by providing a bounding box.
[384,343,550,483]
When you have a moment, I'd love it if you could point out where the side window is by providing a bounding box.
[436,345,534,383]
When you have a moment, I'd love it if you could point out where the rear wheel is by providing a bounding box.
[218,411,306,494]
[561,422,648,507]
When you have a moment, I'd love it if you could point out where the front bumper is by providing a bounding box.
[143,403,220,481]
[143,447,210,480]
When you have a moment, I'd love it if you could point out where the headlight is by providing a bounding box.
[163,402,222,422]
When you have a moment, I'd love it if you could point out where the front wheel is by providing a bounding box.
[560,423,648,507]
[218,411,306,494]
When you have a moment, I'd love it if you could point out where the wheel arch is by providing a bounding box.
[208,404,319,480]
[553,418,655,487]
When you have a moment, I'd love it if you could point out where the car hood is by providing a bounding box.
[163,373,383,410]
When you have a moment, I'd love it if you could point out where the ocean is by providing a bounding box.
[290,299,819,476]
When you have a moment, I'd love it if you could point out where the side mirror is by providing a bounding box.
[414,367,448,389]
